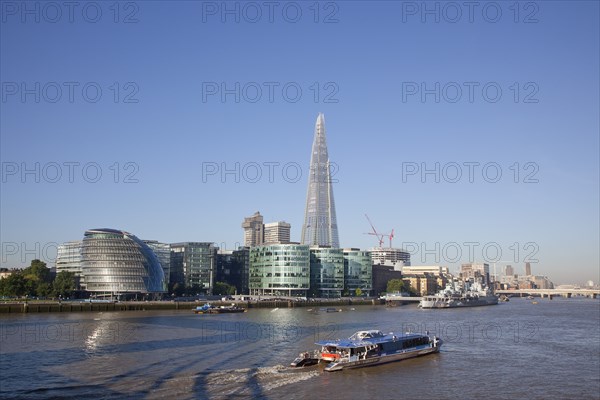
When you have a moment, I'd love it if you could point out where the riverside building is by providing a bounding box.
[369,247,411,268]
[249,244,310,297]
[343,248,373,296]
[309,246,344,298]
[144,240,171,286]
[216,247,250,294]
[170,242,216,294]
[81,228,166,297]
[56,240,84,289]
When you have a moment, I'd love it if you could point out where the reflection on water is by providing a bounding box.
[1,299,599,399]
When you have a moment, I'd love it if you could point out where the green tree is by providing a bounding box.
[355,288,363,297]
[186,284,202,296]
[386,279,407,294]
[213,282,236,295]
[169,282,185,297]
[18,259,52,297]
[23,259,51,284]
[0,272,28,297]
[36,282,53,298]
[53,271,76,298]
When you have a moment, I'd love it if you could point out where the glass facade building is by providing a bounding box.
[144,240,171,286]
[81,229,166,295]
[301,113,340,248]
[343,248,373,296]
[56,240,84,289]
[216,247,250,294]
[310,247,344,298]
[170,242,216,293]
[249,244,310,297]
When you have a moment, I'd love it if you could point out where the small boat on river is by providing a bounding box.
[193,303,246,314]
[291,329,442,371]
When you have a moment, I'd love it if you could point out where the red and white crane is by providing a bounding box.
[364,214,395,248]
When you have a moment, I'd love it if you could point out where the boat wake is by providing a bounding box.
[203,365,319,396]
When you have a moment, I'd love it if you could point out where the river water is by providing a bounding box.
[1,298,598,399]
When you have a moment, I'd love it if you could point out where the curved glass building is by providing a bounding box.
[249,244,310,297]
[81,228,166,295]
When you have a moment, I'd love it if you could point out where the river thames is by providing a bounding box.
[1,298,598,399]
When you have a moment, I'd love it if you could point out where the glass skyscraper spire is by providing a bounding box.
[301,113,340,248]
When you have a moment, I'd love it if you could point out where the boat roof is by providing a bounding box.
[316,331,427,348]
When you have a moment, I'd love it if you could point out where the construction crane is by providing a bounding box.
[364,214,395,248]
[364,214,385,247]
[387,229,395,248]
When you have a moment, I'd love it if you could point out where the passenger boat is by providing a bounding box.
[290,330,442,371]
[193,303,246,314]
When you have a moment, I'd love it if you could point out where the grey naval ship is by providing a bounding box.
[420,280,498,309]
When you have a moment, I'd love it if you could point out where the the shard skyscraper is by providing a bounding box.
[301,113,340,248]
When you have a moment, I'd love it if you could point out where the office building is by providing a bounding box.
[402,265,448,275]
[505,265,514,276]
[372,264,403,296]
[460,263,490,285]
[169,248,185,286]
[369,247,411,268]
[532,275,554,289]
[264,221,291,244]
[249,243,310,297]
[216,247,250,294]
[170,242,216,293]
[301,113,340,248]
[144,240,171,286]
[309,246,344,298]
[242,212,264,247]
[343,248,372,297]
[525,262,532,276]
[56,240,84,289]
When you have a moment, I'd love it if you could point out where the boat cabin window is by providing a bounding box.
[402,336,430,349]
[352,331,384,340]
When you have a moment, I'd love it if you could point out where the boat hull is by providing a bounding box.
[324,345,441,372]
[194,308,246,314]
[420,296,498,309]
[292,330,442,372]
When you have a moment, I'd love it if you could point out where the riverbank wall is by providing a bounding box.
[0,299,384,314]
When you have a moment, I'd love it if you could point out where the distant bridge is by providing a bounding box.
[496,289,599,299]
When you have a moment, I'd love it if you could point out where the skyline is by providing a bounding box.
[1,2,599,286]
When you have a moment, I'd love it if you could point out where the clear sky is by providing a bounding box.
[1,1,598,285]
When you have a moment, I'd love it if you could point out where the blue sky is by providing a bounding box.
[1,1,598,285]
